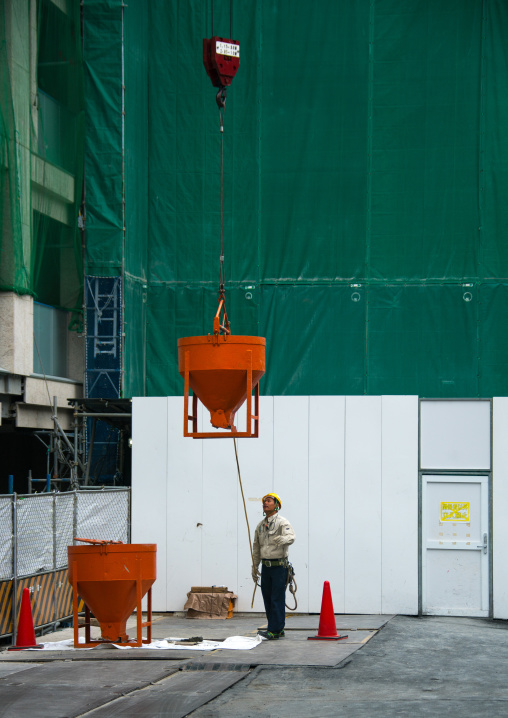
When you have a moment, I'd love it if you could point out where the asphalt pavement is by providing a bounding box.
[1,613,508,717]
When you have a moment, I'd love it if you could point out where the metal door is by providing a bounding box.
[422,475,489,617]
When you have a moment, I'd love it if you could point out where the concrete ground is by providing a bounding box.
[1,613,508,717]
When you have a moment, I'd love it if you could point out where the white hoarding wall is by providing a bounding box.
[132,395,419,615]
[493,398,508,619]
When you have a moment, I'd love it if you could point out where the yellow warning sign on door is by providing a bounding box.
[441,502,470,521]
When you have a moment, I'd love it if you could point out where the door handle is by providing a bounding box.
[476,533,488,554]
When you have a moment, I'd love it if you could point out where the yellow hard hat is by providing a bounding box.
[262,493,282,509]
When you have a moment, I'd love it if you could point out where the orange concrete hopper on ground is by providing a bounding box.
[68,539,156,647]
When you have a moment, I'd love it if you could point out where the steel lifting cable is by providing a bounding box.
[208,3,282,610]
[210,0,227,299]
[210,0,234,322]
[210,0,233,43]
[218,99,226,295]
[213,91,230,337]
[205,2,240,335]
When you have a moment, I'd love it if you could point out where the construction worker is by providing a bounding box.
[252,493,295,640]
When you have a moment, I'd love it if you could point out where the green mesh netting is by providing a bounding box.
[82,0,508,398]
[0,1,27,294]
[0,0,84,312]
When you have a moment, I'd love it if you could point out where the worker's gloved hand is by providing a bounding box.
[252,566,260,582]
[272,535,286,546]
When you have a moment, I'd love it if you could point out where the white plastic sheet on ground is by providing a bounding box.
[35,635,262,651]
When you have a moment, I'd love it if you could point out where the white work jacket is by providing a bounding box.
[252,513,295,567]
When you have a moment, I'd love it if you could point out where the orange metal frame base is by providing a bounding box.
[183,355,260,439]
[71,563,153,648]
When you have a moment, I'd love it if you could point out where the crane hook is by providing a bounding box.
[216,86,227,109]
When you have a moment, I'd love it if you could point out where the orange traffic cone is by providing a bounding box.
[308,581,348,641]
[8,588,43,650]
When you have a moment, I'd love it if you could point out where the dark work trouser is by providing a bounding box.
[260,564,288,634]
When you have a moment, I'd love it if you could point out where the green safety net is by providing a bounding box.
[0,0,84,313]
[83,0,508,398]
[83,0,124,278]
[0,1,27,296]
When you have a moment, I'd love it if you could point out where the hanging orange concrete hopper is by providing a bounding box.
[178,295,266,438]
[68,538,156,647]
[180,41,265,437]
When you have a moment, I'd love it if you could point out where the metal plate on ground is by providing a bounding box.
[85,670,248,717]
[0,685,122,717]
[284,614,395,631]
[0,663,41,678]
[0,649,194,662]
[0,660,177,687]
[301,630,376,644]
[187,636,362,667]
[0,660,180,718]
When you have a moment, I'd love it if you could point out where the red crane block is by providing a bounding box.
[203,37,240,88]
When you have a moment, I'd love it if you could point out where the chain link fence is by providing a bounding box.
[0,489,130,639]
[0,499,13,582]
[76,490,129,543]
[0,489,130,580]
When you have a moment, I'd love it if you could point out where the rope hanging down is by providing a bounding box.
[233,438,258,609]
[233,438,298,610]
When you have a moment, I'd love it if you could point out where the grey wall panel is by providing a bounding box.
[381,396,419,614]
[493,398,508,619]
[131,397,168,610]
[344,397,383,613]
[309,396,346,613]
[420,400,491,470]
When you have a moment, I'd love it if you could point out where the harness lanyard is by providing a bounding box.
[285,563,298,611]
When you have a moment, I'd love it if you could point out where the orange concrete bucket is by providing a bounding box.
[178,334,266,438]
[68,539,156,647]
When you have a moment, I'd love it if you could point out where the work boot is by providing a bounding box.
[258,630,279,640]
